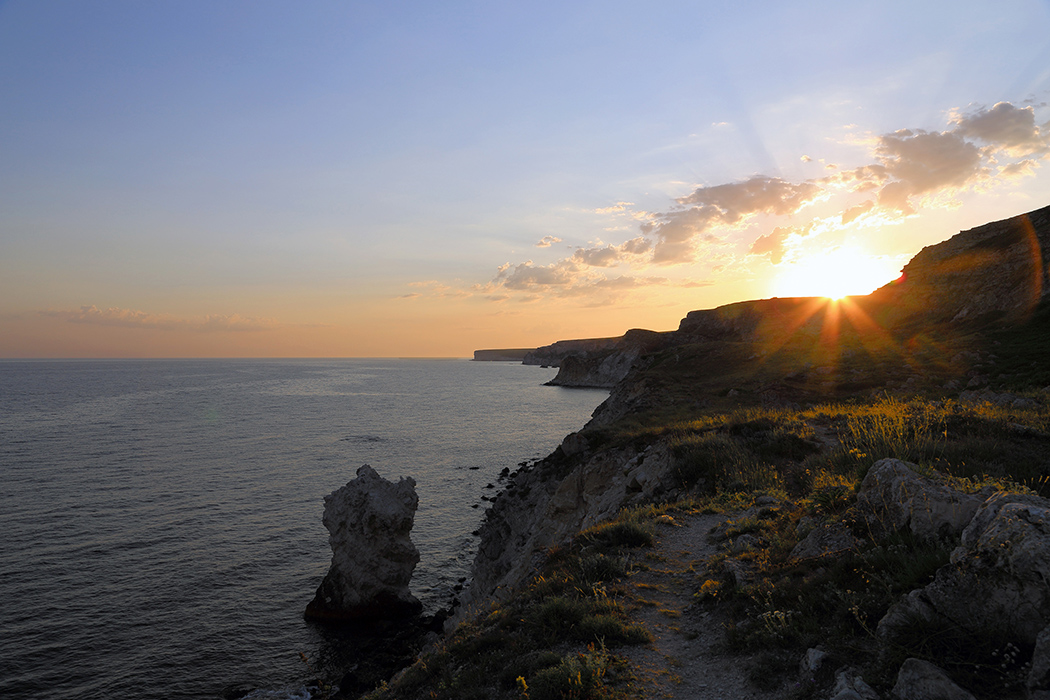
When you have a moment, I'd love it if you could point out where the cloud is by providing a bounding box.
[594,202,635,214]
[493,260,580,291]
[487,258,669,304]
[572,245,621,267]
[873,129,985,213]
[621,236,653,255]
[570,236,654,268]
[535,235,562,248]
[953,102,1048,155]
[840,200,875,224]
[749,226,793,264]
[42,306,277,332]
[999,158,1039,179]
[644,176,823,263]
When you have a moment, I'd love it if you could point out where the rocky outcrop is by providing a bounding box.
[546,347,640,388]
[522,336,623,367]
[473,348,533,361]
[305,465,423,623]
[790,521,860,561]
[892,658,976,700]
[856,459,986,541]
[546,329,673,388]
[877,489,1050,648]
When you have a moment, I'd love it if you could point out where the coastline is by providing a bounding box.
[357,203,1050,700]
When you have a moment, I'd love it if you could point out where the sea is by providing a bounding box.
[0,359,608,700]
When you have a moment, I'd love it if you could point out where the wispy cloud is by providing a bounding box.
[41,305,279,332]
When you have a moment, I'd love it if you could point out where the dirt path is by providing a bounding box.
[621,513,782,700]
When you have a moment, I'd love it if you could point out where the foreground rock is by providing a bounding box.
[878,490,1050,647]
[856,458,985,541]
[892,658,976,700]
[305,465,423,623]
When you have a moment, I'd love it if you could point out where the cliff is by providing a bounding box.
[359,204,1050,700]
[459,203,1050,619]
[472,348,534,361]
[521,336,623,366]
[865,203,1050,330]
[544,328,674,388]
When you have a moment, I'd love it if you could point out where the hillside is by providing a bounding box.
[357,204,1050,700]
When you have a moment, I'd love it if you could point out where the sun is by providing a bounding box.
[771,247,900,300]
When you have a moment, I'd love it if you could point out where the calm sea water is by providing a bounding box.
[0,359,607,700]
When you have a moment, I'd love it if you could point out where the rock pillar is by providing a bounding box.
[305,465,422,623]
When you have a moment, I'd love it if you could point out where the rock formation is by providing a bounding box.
[877,488,1050,648]
[544,329,673,388]
[855,458,986,541]
[459,438,678,616]
[472,348,533,361]
[305,464,422,623]
[892,658,976,700]
[522,336,624,367]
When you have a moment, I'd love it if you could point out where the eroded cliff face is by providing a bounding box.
[457,435,679,617]
[544,329,674,388]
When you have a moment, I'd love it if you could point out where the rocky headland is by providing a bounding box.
[350,204,1050,700]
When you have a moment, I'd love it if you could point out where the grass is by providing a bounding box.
[362,508,659,700]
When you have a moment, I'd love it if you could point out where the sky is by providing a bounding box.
[1,1,1049,358]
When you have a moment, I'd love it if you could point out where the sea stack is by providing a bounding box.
[305,464,423,623]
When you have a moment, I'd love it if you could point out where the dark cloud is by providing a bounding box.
[954,102,1047,154]
[874,129,984,212]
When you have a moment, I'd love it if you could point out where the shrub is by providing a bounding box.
[525,645,613,700]
[578,519,654,550]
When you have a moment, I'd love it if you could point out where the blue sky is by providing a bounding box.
[2,1,1049,356]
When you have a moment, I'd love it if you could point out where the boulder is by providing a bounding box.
[878,490,1050,648]
[790,521,860,561]
[305,465,422,623]
[1029,625,1050,694]
[830,667,880,700]
[856,459,984,541]
[891,658,975,700]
